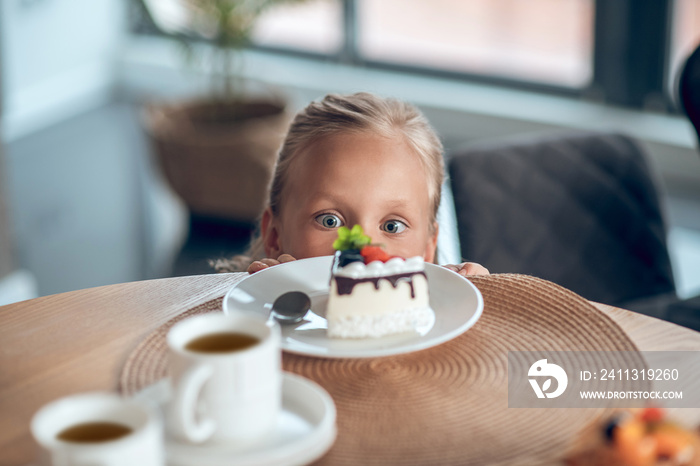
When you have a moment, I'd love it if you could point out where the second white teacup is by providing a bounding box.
[31,392,164,466]
[166,312,282,444]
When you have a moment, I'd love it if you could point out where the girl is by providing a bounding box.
[214,92,489,277]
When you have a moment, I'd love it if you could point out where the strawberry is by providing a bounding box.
[639,407,665,423]
[360,245,392,263]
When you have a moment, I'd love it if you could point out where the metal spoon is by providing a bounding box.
[270,291,311,325]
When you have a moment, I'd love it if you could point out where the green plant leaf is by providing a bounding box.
[333,225,371,251]
[138,0,313,101]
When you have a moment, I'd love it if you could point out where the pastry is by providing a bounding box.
[566,407,700,466]
[325,225,431,339]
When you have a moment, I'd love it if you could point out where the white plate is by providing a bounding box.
[166,372,337,466]
[223,256,483,358]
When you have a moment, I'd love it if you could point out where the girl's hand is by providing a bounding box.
[443,262,490,277]
[247,254,297,274]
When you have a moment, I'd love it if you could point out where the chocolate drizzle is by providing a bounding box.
[333,271,427,298]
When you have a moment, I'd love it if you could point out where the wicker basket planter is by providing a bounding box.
[144,98,290,222]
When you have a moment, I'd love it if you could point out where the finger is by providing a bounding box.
[259,258,281,267]
[442,264,460,273]
[460,263,490,276]
[277,254,297,263]
[247,261,269,274]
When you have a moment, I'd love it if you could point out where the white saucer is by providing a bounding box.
[223,256,484,358]
[165,372,336,466]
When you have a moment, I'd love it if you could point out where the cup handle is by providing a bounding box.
[173,364,216,443]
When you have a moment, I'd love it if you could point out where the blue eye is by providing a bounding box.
[315,214,344,229]
[382,220,406,234]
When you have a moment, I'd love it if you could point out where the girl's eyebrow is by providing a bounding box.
[384,199,410,208]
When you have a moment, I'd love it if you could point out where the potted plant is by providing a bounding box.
[138,0,304,222]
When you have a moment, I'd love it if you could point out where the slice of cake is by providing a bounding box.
[326,225,431,339]
[566,407,700,466]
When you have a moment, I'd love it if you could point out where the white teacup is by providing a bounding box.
[31,392,164,466]
[166,312,282,444]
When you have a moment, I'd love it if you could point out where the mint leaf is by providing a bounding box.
[333,224,371,251]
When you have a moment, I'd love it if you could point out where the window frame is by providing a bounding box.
[132,0,688,112]
[591,0,673,110]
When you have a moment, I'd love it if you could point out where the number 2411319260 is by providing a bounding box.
[592,369,680,381]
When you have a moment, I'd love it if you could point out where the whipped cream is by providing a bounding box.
[334,256,425,279]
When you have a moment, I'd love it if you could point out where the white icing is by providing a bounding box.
[334,256,425,278]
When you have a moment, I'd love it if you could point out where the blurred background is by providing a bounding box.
[0,0,699,307]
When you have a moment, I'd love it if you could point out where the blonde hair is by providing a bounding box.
[212,92,444,272]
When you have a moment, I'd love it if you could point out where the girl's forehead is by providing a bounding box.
[296,132,418,164]
[283,134,429,197]
[277,130,440,214]
[290,140,417,188]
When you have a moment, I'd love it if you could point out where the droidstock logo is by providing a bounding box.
[528,359,568,399]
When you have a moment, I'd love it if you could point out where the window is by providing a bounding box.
[135,0,700,112]
[252,0,343,55]
[356,0,594,88]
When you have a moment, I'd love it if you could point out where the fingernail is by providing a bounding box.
[251,262,268,271]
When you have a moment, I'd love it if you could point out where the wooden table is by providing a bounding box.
[2,273,700,465]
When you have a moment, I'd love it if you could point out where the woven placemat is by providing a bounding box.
[120,274,642,465]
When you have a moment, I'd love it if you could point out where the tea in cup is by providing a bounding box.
[166,312,282,444]
[31,392,164,466]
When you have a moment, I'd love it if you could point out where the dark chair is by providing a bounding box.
[678,42,700,146]
[448,131,676,310]
[666,43,700,328]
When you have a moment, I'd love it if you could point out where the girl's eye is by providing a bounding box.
[315,214,344,229]
[382,220,407,234]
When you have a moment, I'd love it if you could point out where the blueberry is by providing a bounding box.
[333,249,363,271]
[603,417,621,442]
